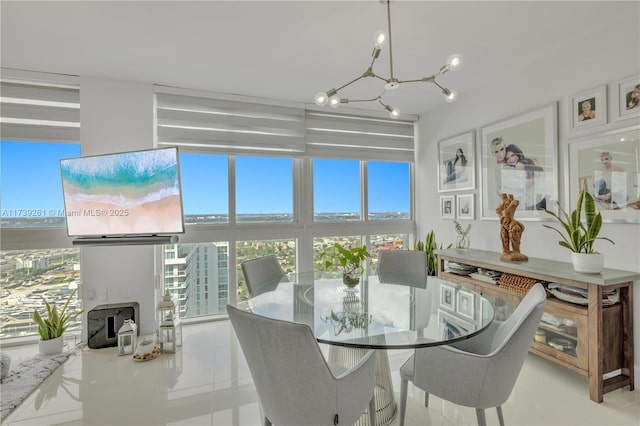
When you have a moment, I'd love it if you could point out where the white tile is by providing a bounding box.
[2,321,638,426]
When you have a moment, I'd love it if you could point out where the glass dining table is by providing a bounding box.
[234,271,494,426]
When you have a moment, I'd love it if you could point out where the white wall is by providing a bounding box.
[79,77,158,337]
[415,6,640,383]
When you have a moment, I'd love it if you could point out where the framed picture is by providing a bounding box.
[440,195,455,219]
[569,125,640,223]
[437,130,476,192]
[440,283,456,311]
[456,290,475,320]
[568,85,606,132]
[479,103,559,220]
[456,194,474,220]
[615,74,640,121]
[438,309,476,340]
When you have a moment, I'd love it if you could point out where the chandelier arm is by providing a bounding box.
[345,96,383,103]
[396,77,432,84]
[385,0,395,80]
[372,74,389,83]
[430,79,446,91]
[334,74,368,93]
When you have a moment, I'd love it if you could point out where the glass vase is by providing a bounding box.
[457,236,470,249]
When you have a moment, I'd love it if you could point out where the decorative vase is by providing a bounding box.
[342,271,360,288]
[571,252,604,274]
[456,236,470,249]
[39,335,64,355]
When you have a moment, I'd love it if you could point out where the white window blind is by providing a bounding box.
[305,109,416,162]
[0,69,80,142]
[155,86,306,156]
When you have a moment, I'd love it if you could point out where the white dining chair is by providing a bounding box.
[240,255,287,296]
[377,250,427,286]
[227,304,377,426]
[398,283,547,426]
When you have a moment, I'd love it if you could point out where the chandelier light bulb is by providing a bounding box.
[329,96,341,108]
[383,103,400,118]
[447,54,463,71]
[443,89,458,103]
[314,92,329,106]
[375,31,386,48]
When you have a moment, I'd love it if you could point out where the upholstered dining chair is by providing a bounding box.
[240,254,287,296]
[227,304,377,426]
[377,250,427,286]
[398,283,547,426]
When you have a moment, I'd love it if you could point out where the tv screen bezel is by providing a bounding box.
[60,147,185,238]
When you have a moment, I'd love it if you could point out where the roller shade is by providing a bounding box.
[305,110,415,162]
[0,70,80,142]
[155,86,305,157]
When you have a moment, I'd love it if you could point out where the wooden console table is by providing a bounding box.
[435,248,638,403]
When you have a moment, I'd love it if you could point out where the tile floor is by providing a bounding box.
[2,320,639,426]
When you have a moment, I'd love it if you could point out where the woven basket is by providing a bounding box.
[498,273,537,293]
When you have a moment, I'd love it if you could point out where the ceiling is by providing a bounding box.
[0,1,634,117]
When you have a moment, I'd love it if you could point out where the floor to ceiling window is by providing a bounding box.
[155,87,416,320]
[1,70,83,340]
[1,141,83,339]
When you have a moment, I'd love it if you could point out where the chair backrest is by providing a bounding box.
[413,283,546,409]
[241,255,286,296]
[377,250,427,287]
[227,304,372,426]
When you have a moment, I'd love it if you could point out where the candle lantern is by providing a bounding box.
[156,290,182,353]
[117,319,137,356]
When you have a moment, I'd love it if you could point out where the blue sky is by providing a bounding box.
[1,141,409,216]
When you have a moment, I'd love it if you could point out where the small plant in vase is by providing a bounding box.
[454,221,471,249]
[32,290,83,355]
[322,242,371,287]
[543,190,614,273]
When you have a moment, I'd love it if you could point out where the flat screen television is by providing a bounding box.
[60,147,185,241]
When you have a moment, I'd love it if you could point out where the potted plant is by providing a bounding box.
[322,242,371,287]
[414,230,451,276]
[32,290,83,355]
[543,190,614,273]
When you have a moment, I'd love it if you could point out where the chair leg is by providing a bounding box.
[399,378,408,426]
[424,392,429,407]
[475,408,487,426]
[263,416,272,426]
[496,406,505,426]
[369,395,376,426]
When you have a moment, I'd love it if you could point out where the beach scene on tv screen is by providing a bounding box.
[60,148,184,237]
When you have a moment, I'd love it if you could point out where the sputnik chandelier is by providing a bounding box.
[313,0,462,118]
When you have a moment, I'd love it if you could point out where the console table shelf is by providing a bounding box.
[435,248,638,403]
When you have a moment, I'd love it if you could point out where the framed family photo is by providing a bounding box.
[568,85,606,133]
[437,130,475,192]
[615,74,640,121]
[569,125,640,223]
[479,103,558,220]
[456,194,474,220]
[440,195,455,219]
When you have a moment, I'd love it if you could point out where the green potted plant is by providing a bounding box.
[322,242,371,287]
[543,190,614,273]
[32,290,83,355]
[414,230,450,276]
